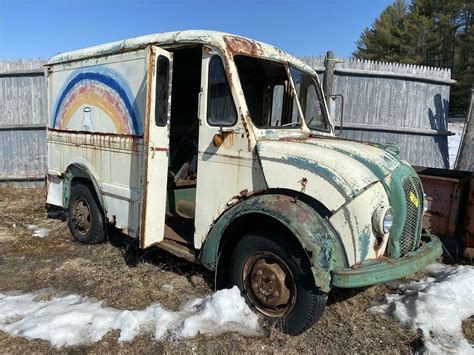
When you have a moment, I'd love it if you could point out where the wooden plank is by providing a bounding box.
[337,122,452,136]
[0,124,46,131]
[0,68,44,77]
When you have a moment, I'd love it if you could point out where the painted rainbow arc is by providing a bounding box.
[51,71,140,135]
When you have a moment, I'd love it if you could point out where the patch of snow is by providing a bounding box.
[448,120,466,169]
[372,262,474,354]
[0,286,260,347]
[26,224,50,238]
[448,133,462,169]
[32,228,51,238]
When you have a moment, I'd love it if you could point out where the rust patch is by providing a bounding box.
[48,127,141,139]
[139,46,155,249]
[223,36,259,56]
[463,175,474,248]
[278,136,311,143]
[225,189,257,209]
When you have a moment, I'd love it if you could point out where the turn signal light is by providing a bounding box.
[213,133,224,147]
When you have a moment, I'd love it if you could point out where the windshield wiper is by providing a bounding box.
[280,122,300,128]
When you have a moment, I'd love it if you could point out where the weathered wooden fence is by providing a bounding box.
[456,88,474,171]
[0,55,457,187]
[301,53,455,169]
[0,59,47,187]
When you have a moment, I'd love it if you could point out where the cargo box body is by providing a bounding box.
[47,49,148,237]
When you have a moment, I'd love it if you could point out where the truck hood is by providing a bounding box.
[256,137,400,211]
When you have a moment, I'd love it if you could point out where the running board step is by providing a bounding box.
[157,239,199,264]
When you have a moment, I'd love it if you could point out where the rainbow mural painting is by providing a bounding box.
[51,68,141,135]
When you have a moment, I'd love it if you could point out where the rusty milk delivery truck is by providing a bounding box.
[46,30,442,335]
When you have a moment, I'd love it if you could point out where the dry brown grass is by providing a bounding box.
[0,188,427,354]
[463,318,474,347]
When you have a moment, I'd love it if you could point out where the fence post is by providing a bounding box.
[323,51,335,96]
[323,51,337,123]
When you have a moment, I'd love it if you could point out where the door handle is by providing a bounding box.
[197,90,203,121]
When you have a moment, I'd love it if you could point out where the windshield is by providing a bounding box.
[289,66,329,132]
[234,55,329,131]
[234,56,302,129]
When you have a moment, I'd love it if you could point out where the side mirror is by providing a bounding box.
[326,94,344,136]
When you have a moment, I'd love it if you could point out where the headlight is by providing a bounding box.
[382,208,394,234]
[423,193,429,213]
[372,206,394,235]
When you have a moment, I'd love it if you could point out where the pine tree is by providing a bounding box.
[354,0,473,114]
[354,0,414,63]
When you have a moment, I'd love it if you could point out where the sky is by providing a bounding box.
[0,0,394,60]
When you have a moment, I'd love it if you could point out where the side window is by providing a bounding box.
[305,84,325,129]
[207,56,237,126]
[155,56,170,126]
[291,82,301,123]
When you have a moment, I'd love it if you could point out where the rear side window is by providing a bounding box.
[207,56,237,126]
[155,55,170,126]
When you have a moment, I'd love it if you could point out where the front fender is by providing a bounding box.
[200,194,349,292]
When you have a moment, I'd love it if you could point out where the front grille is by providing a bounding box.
[399,176,424,256]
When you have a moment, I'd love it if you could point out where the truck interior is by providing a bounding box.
[162,45,202,252]
[234,55,300,128]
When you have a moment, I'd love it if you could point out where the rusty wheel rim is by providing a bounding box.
[72,198,91,235]
[242,251,297,317]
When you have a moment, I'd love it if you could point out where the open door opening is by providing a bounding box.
[163,45,202,250]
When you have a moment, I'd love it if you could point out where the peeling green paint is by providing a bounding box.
[381,163,418,257]
[329,146,392,181]
[332,233,442,288]
[199,194,348,292]
[358,226,371,262]
[298,138,400,180]
[63,164,106,213]
[283,156,353,199]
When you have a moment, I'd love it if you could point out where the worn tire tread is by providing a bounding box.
[230,230,327,335]
[67,183,106,244]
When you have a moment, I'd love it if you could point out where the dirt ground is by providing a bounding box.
[0,187,471,354]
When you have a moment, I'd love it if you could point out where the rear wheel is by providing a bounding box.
[68,183,106,244]
[229,230,327,335]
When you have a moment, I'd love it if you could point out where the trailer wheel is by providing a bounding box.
[68,183,105,244]
[229,230,327,335]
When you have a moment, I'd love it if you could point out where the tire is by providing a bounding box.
[67,183,106,244]
[229,230,327,335]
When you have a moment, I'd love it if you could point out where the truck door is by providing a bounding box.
[194,50,255,248]
[140,46,173,248]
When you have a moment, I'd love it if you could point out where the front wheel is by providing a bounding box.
[229,230,327,335]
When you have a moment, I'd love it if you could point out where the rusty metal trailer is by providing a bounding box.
[415,168,473,259]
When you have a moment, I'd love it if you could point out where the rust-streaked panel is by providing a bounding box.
[464,176,474,248]
[420,175,463,238]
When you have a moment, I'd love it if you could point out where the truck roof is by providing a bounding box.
[46,30,315,74]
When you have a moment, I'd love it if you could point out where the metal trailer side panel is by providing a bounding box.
[46,50,148,238]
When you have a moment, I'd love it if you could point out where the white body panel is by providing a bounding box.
[47,50,148,237]
[194,50,267,248]
[140,46,173,247]
[329,182,390,265]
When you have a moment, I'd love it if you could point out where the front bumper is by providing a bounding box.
[331,233,442,288]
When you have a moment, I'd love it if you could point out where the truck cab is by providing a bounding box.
[46,30,442,335]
